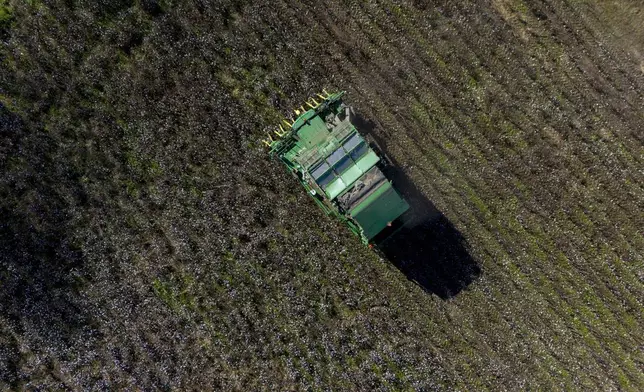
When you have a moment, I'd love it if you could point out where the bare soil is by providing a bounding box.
[1,0,643,390]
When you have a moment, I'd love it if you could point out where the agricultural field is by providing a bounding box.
[1,0,643,390]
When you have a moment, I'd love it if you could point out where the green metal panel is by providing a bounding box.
[355,151,379,172]
[269,90,410,244]
[350,181,393,216]
[325,177,347,199]
[296,115,328,149]
[350,182,409,239]
[291,109,316,130]
[339,164,363,188]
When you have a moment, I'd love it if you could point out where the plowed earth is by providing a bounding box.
[1,0,643,390]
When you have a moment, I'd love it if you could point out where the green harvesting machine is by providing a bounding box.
[263,90,409,246]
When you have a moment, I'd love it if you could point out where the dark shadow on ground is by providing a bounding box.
[375,166,481,299]
[352,110,481,299]
[0,207,89,343]
[0,107,92,385]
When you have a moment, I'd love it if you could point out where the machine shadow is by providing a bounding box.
[353,112,481,299]
[375,166,481,299]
